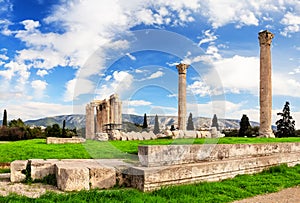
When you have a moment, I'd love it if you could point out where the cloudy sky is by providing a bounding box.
[0,0,300,128]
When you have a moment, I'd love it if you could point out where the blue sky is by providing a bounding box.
[0,0,300,128]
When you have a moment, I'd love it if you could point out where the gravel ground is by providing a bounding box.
[232,186,300,203]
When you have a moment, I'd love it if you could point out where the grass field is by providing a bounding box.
[0,164,299,202]
[0,137,300,162]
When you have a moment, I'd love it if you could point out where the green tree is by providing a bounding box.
[2,109,7,127]
[45,124,61,137]
[142,113,148,130]
[211,114,219,131]
[9,118,25,128]
[239,114,251,137]
[275,101,295,138]
[153,115,160,134]
[187,112,194,131]
[62,120,67,138]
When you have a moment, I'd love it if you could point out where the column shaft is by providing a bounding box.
[259,30,274,138]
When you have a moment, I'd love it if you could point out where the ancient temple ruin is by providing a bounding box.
[85,94,122,139]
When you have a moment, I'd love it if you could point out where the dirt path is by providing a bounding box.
[232,186,300,203]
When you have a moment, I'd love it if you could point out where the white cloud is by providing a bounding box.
[147,71,164,80]
[187,100,243,119]
[31,80,47,91]
[1,102,76,121]
[21,20,40,31]
[104,75,112,81]
[198,29,217,46]
[188,81,211,97]
[0,54,8,60]
[280,12,300,36]
[126,53,136,61]
[205,55,259,95]
[36,69,48,77]
[95,71,134,100]
[273,73,300,97]
[31,80,48,98]
[167,93,177,98]
[64,78,95,102]
[124,100,152,106]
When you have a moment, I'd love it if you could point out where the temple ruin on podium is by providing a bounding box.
[85,94,122,139]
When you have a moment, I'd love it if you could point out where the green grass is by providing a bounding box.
[0,168,10,173]
[1,137,300,162]
[0,164,299,202]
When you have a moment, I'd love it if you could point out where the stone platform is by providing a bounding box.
[10,159,132,191]
[10,142,300,192]
[129,142,300,191]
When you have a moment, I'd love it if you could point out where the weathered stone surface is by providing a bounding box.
[139,142,300,167]
[141,131,151,140]
[164,130,173,137]
[55,163,90,191]
[131,151,300,191]
[89,166,116,189]
[259,30,275,138]
[184,131,197,138]
[95,133,109,141]
[30,159,58,180]
[111,130,122,140]
[10,160,28,182]
[46,137,85,144]
[86,94,122,138]
[176,63,189,130]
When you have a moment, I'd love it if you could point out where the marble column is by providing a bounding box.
[85,103,95,139]
[258,30,275,138]
[176,63,189,130]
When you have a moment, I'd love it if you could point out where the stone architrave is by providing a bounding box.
[258,30,275,138]
[176,63,189,130]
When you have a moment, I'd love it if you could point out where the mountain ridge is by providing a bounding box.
[24,114,260,130]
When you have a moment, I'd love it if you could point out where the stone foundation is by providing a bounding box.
[10,142,300,192]
[46,137,86,144]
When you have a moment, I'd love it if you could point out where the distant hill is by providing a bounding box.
[24,114,260,130]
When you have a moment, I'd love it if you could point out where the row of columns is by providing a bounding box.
[85,94,122,139]
[85,30,275,138]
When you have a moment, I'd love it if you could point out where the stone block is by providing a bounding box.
[164,130,173,137]
[46,137,85,144]
[148,132,157,140]
[184,131,197,138]
[111,130,122,140]
[30,159,58,180]
[210,127,218,138]
[55,163,90,191]
[89,166,116,189]
[141,132,151,140]
[10,160,28,182]
[195,131,202,138]
[96,133,109,141]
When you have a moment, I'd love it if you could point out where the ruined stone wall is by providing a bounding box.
[46,137,85,144]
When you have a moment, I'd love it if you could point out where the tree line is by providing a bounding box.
[0,110,77,141]
[142,101,299,137]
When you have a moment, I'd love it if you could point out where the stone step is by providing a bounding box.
[0,173,10,181]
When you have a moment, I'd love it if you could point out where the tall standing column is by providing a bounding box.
[85,103,95,139]
[176,63,189,130]
[258,30,275,138]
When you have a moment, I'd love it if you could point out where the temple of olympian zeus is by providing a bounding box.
[85,30,275,139]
